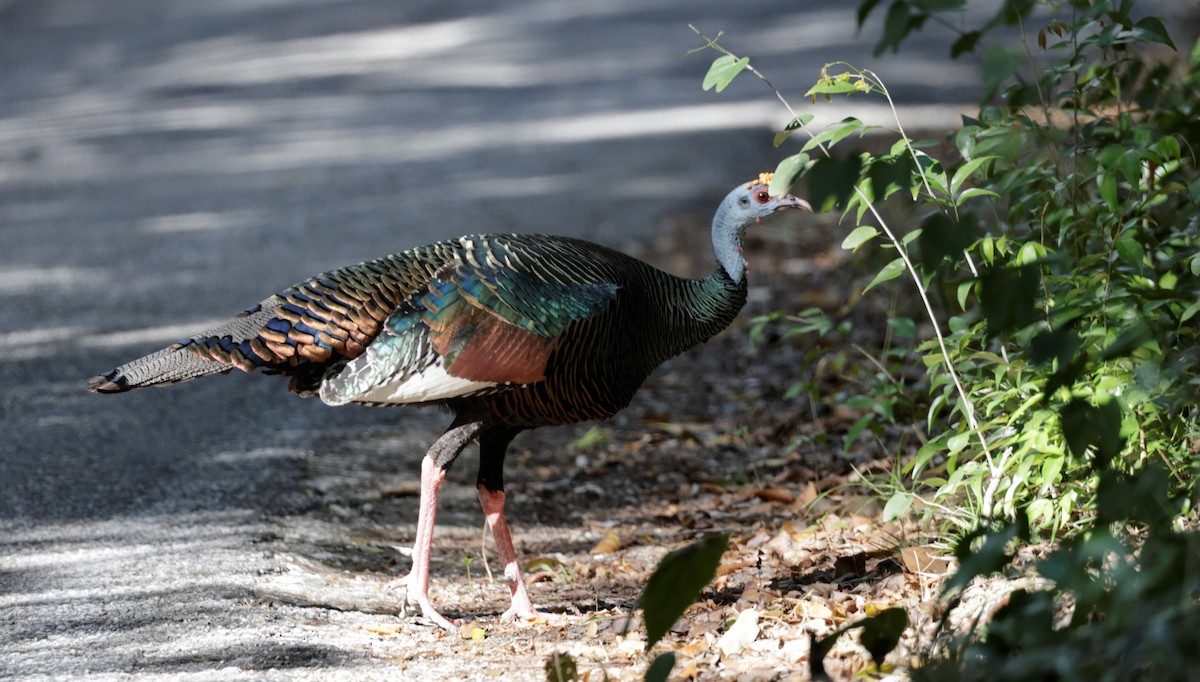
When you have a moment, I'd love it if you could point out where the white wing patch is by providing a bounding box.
[347,360,497,405]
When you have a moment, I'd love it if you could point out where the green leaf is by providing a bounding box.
[911,0,965,9]
[1113,231,1144,268]
[944,518,1028,595]
[1098,321,1150,361]
[801,117,865,153]
[842,225,879,251]
[949,156,999,197]
[1059,399,1124,468]
[1099,173,1119,211]
[956,280,974,310]
[1015,241,1044,266]
[982,45,1020,100]
[844,413,874,453]
[545,652,578,682]
[913,152,948,197]
[857,0,883,28]
[645,652,676,682]
[786,113,814,130]
[876,0,913,56]
[1030,328,1080,366]
[1026,498,1054,527]
[1132,16,1176,49]
[1156,135,1182,162]
[640,534,730,650]
[810,631,834,682]
[951,30,982,58]
[868,154,916,200]
[702,55,750,93]
[807,155,864,211]
[954,187,1000,205]
[770,153,810,197]
[772,114,814,147]
[919,213,975,267]
[863,257,906,294]
[1181,300,1200,322]
[883,492,913,521]
[1118,149,1142,186]
[979,265,1040,336]
[888,316,916,338]
[810,608,909,681]
[857,608,909,667]
[1159,268,1178,288]
[568,425,607,450]
[805,78,867,98]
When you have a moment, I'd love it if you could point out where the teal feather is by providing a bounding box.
[428,261,618,339]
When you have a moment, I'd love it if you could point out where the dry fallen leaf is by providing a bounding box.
[744,530,773,549]
[900,545,953,574]
[363,623,403,636]
[614,634,645,657]
[834,552,870,578]
[764,531,794,555]
[781,637,809,663]
[717,608,760,656]
[379,481,421,497]
[716,558,755,576]
[589,529,622,555]
[755,486,795,504]
[794,600,834,621]
[741,585,781,604]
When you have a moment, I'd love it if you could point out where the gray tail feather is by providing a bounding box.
[88,298,283,394]
[87,344,233,393]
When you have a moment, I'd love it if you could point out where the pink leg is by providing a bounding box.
[478,486,550,622]
[393,421,481,629]
[399,455,457,630]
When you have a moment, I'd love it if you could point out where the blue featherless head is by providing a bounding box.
[712,172,811,282]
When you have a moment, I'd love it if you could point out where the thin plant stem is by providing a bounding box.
[688,26,1000,508]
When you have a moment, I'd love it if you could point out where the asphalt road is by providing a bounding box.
[2,0,1150,677]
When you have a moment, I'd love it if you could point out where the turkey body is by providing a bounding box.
[89,176,809,628]
[92,234,743,426]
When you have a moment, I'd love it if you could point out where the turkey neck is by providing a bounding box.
[660,268,748,356]
[676,198,752,348]
[711,198,750,284]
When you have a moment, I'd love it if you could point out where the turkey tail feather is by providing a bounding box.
[87,302,280,393]
[87,344,232,393]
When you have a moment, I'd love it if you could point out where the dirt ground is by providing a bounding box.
[251,206,977,681]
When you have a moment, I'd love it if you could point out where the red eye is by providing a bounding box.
[754,190,771,204]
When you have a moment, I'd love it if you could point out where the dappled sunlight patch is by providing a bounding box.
[137,209,264,235]
[0,266,106,295]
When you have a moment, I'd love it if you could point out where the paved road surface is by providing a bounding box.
[0,0,1109,677]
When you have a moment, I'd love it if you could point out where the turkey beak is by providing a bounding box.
[777,196,812,212]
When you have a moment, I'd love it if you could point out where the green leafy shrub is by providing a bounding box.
[696,0,1200,531]
[692,0,1200,675]
[917,460,1200,681]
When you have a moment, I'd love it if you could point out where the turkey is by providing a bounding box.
[88,173,810,629]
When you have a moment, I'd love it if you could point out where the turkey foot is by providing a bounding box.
[392,439,476,631]
[478,486,555,623]
[389,574,459,630]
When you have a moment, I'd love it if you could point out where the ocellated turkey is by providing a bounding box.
[88,173,810,628]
